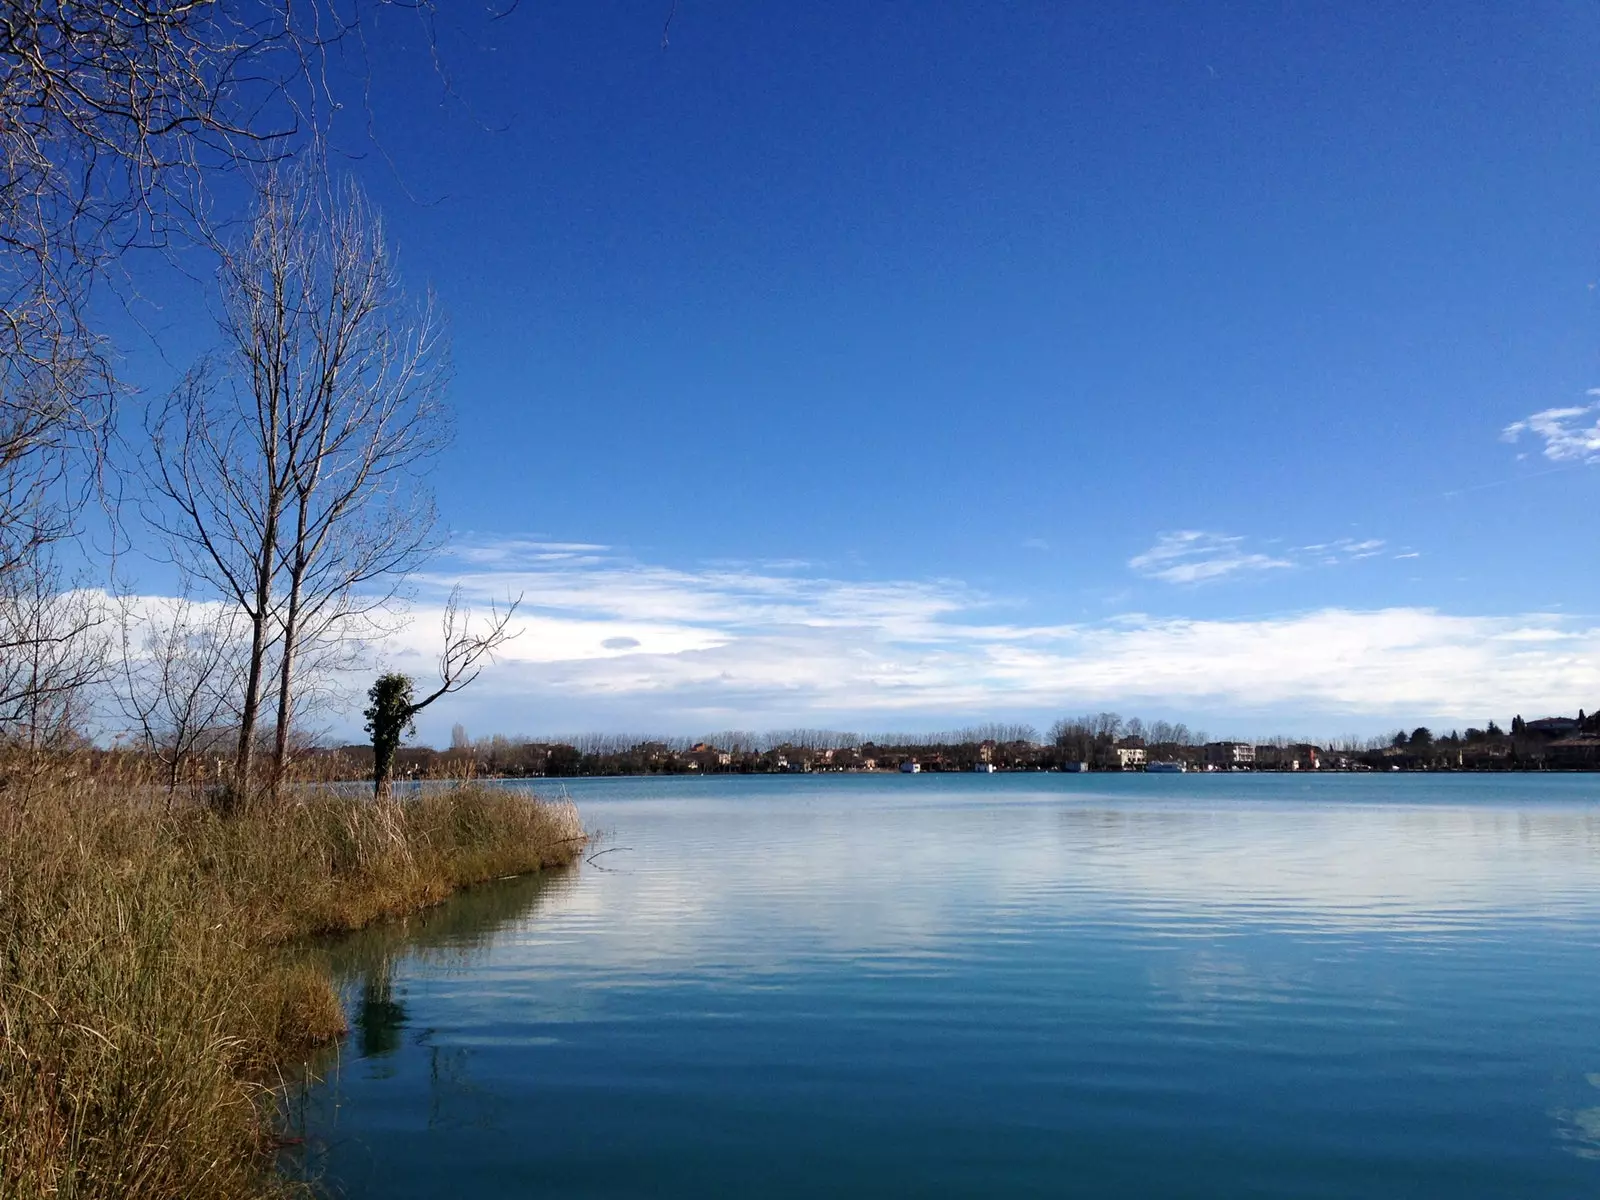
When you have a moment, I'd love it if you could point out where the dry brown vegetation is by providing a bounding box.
[0,769,584,1199]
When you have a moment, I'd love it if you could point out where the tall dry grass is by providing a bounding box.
[0,772,584,1199]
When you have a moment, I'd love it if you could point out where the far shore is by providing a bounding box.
[301,716,1600,781]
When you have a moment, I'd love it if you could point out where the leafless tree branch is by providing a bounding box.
[146,161,448,800]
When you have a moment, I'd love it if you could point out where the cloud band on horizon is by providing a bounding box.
[335,540,1600,738]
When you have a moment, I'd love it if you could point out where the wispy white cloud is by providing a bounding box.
[448,539,612,567]
[418,563,974,643]
[1128,531,1385,584]
[1128,531,1293,584]
[1292,537,1387,565]
[351,541,1600,738]
[1502,393,1600,463]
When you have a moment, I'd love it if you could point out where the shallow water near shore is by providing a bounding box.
[290,773,1600,1197]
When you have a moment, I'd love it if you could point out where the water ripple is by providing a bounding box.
[295,775,1600,1199]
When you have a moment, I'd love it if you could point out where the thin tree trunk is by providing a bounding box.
[233,499,279,803]
[270,554,306,802]
[271,476,318,800]
[232,298,286,805]
[233,605,268,802]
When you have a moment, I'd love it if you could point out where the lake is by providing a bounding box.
[289,773,1600,1197]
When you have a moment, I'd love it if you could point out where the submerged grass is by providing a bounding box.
[0,774,585,1199]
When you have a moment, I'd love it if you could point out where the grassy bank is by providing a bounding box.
[0,776,585,1199]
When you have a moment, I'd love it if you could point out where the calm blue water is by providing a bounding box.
[293,774,1600,1197]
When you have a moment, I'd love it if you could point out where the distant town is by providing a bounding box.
[309,709,1600,780]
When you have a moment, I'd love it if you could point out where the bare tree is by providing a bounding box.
[1089,712,1123,739]
[701,730,761,755]
[113,592,240,801]
[0,552,107,793]
[0,1,303,498]
[958,723,1038,745]
[250,172,448,796]
[146,357,285,802]
[0,5,304,755]
[761,729,862,752]
[366,587,519,797]
[147,165,446,801]
[1049,717,1094,763]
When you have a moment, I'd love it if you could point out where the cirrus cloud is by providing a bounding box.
[1128,531,1294,584]
[1129,531,1387,585]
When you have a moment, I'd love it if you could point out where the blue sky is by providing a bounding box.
[123,3,1600,741]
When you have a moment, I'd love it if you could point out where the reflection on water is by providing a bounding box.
[282,869,576,1182]
[294,775,1600,1198]
[1556,1081,1600,1161]
[353,969,406,1060]
[322,870,578,1057]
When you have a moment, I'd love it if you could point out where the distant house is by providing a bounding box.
[900,760,921,774]
[1060,761,1089,773]
[1548,736,1600,767]
[1255,743,1321,771]
[1527,717,1581,738]
[1115,746,1146,769]
[1205,741,1256,768]
[687,744,732,771]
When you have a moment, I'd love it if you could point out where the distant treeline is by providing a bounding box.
[293,708,1600,779]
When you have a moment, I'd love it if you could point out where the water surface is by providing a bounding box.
[295,774,1600,1197]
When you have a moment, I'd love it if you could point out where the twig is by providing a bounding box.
[585,845,632,870]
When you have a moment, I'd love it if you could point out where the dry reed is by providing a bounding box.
[0,769,584,1199]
